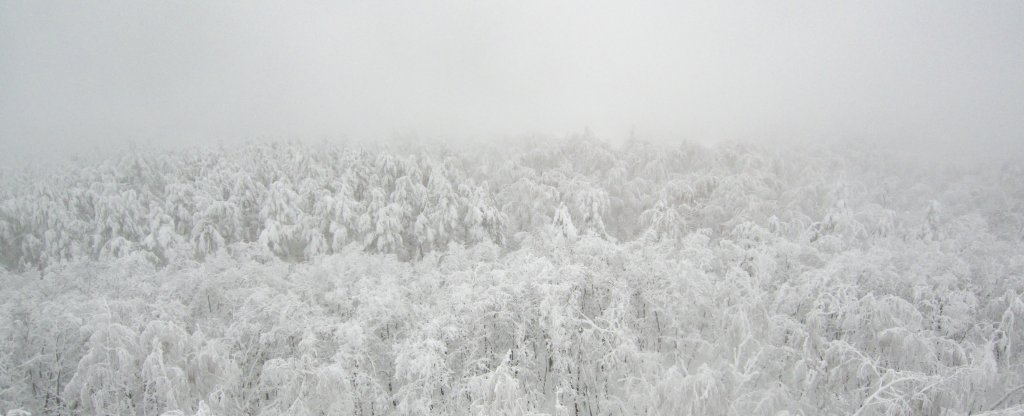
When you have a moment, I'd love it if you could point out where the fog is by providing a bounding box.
[5,3,1024,413]
[2,0,1022,163]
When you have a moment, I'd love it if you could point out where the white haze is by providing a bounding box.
[1,0,1023,162]
[4,4,1024,414]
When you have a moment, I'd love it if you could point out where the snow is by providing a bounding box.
[1,138,1023,415]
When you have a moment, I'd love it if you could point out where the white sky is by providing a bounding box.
[2,0,1023,162]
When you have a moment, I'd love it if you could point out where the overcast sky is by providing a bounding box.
[1,0,1022,162]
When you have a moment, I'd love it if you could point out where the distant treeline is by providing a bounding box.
[4,138,1020,272]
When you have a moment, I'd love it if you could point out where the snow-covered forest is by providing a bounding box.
[1,137,1023,415]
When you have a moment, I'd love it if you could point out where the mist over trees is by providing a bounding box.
[1,137,1023,415]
